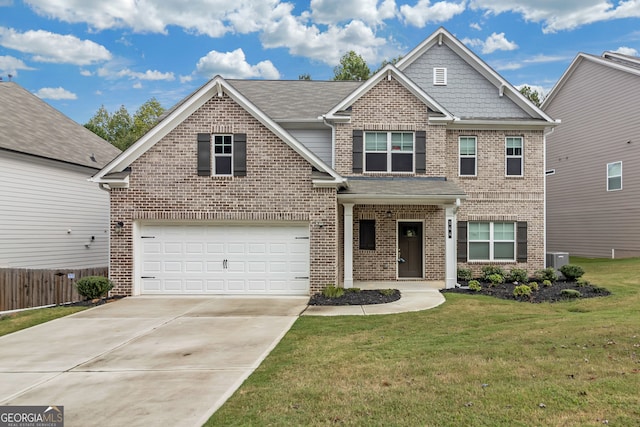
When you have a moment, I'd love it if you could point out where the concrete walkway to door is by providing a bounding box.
[0,296,308,427]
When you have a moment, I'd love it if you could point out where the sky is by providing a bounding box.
[1,0,640,125]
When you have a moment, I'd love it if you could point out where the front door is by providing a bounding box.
[398,222,423,278]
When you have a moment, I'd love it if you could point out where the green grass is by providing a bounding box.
[206,257,640,426]
[0,306,87,337]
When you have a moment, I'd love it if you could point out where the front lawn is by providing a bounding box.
[0,306,87,337]
[206,257,640,426]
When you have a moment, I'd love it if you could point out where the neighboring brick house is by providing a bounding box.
[93,27,557,296]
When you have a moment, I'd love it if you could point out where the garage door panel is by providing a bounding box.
[139,223,309,295]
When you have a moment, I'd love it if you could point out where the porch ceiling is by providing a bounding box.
[337,176,466,205]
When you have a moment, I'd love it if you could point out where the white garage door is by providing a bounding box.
[138,223,310,295]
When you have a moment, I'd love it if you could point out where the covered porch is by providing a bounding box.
[338,177,466,290]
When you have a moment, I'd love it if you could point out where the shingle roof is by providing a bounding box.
[339,176,466,201]
[0,82,121,169]
[227,80,363,121]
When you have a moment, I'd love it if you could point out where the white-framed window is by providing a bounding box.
[364,131,414,173]
[607,161,622,191]
[433,67,447,85]
[506,137,523,176]
[213,134,233,176]
[468,222,515,261]
[459,136,477,176]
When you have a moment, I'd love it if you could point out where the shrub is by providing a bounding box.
[379,289,396,296]
[322,285,344,298]
[513,284,532,298]
[457,268,473,281]
[482,265,505,280]
[345,287,361,293]
[560,264,585,281]
[534,267,558,283]
[560,289,581,299]
[508,268,529,283]
[542,279,553,287]
[75,276,113,300]
[576,278,589,287]
[529,281,539,291]
[468,280,482,292]
[487,273,505,286]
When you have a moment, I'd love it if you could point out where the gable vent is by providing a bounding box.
[433,67,447,86]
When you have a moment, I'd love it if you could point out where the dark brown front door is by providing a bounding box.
[398,222,423,278]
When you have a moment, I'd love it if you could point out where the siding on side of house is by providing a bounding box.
[285,128,333,166]
[0,150,110,268]
[545,58,640,258]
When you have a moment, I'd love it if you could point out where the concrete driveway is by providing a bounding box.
[0,296,308,426]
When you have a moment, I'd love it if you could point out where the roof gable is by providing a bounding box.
[543,52,640,108]
[396,27,555,124]
[325,65,454,123]
[93,76,343,185]
[0,82,120,169]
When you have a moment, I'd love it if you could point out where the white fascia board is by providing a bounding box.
[312,177,348,188]
[324,66,453,121]
[447,119,560,130]
[92,76,344,184]
[338,193,467,205]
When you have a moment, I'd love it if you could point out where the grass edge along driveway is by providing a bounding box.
[207,257,640,426]
[0,306,87,337]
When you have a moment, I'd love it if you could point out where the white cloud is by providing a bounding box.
[179,74,193,83]
[195,48,280,79]
[469,0,640,33]
[25,0,293,37]
[613,46,639,56]
[0,0,12,6]
[261,17,388,65]
[493,53,568,71]
[133,82,143,89]
[463,32,518,54]
[80,69,93,76]
[0,27,111,65]
[96,67,175,81]
[34,87,77,100]
[0,55,34,76]
[399,0,466,28]
[470,22,482,30]
[310,0,397,25]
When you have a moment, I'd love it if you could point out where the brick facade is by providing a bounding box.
[109,93,338,295]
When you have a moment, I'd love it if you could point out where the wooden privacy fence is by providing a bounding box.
[0,267,109,312]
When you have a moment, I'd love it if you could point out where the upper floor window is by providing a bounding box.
[607,161,622,191]
[364,132,414,173]
[213,135,233,176]
[506,137,523,176]
[459,136,477,176]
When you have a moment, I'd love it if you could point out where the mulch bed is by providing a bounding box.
[441,280,610,303]
[309,289,401,306]
[63,295,125,308]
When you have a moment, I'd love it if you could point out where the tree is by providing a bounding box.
[333,51,370,81]
[519,85,544,107]
[84,98,165,150]
[298,73,311,80]
[375,55,403,73]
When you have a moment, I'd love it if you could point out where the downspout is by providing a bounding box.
[322,115,337,169]
[543,126,556,267]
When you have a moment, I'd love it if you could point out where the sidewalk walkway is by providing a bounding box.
[302,281,446,316]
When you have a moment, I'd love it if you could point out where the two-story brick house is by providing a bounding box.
[93,27,557,296]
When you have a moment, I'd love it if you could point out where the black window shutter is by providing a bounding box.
[517,221,527,262]
[197,133,211,176]
[233,133,247,177]
[415,131,426,174]
[457,221,467,262]
[353,130,363,173]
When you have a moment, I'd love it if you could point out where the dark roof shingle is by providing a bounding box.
[0,82,120,169]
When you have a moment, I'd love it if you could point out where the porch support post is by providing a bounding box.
[343,203,354,289]
[445,202,458,289]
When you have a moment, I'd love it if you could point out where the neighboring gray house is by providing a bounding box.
[0,82,121,272]
[542,52,640,258]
